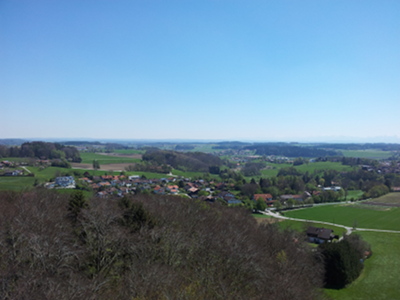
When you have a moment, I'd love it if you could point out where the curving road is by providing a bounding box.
[260,210,400,236]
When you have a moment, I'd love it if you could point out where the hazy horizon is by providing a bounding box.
[2,136,400,144]
[1,1,399,141]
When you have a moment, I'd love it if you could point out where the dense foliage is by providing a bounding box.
[0,142,81,162]
[0,190,324,300]
[318,235,371,289]
[313,143,400,151]
[245,143,339,157]
[142,149,224,172]
[212,141,252,150]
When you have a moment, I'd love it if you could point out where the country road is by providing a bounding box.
[260,210,400,235]
[21,166,32,174]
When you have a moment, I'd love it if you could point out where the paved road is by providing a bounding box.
[260,210,400,236]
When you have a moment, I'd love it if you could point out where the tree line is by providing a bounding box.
[244,143,339,157]
[142,149,226,172]
[0,142,81,162]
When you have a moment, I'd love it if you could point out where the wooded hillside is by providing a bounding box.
[142,149,225,172]
[0,190,324,300]
[0,142,81,162]
[245,144,339,157]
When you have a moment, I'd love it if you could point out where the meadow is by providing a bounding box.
[283,203,400,231]
[343,190,364,200]
[256,161,355,179]
[113,149,144,155]
[79,152,141,164]
[340,150,393,159]
[0,176,36,191]
[295,161,355,173]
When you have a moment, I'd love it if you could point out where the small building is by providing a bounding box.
[306,226,337,244]
[55,176,75,188]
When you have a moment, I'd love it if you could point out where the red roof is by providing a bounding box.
[254,194,273,201]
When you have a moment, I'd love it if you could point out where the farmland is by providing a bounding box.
[295,161,355,173]
[0,176,36,191]
[283,203,400,231]
[79,152,141,164]
[256,161,355,179]
[341,150,393,160]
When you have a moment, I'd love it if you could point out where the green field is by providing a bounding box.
[325,231,400,300]
[79,152,141,164]
[284,204,400,231]
[295,161,355,173]
[256,162,355,179]
[341,150,393,159]
[113,149,144,155]
[0,176,36,191]
[344,190,364,200]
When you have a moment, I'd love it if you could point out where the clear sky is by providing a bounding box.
[1,0,399,142]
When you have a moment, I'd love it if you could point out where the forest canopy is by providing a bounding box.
[0,190,324,300]
[0,141,81,162]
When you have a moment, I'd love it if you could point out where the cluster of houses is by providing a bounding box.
[47,174,248,204]
[74,174,207,199]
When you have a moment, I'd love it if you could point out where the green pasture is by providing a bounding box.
[295,161,355,173]
[341,150,393,159]
[0,177,35,191]
[79,152,141,164]
[338,190,364,201]
[256,162,355,179]
[113,149,144,155]
[260,168,281,178]
[345,190,364,200]
[283,204,400,231]
[325,231,400,300]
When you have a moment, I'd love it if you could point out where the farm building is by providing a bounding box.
[306,226,337,244]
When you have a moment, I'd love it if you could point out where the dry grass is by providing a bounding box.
[365,193,400,205]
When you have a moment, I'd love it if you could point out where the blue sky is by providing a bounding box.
[1,0,399,142]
